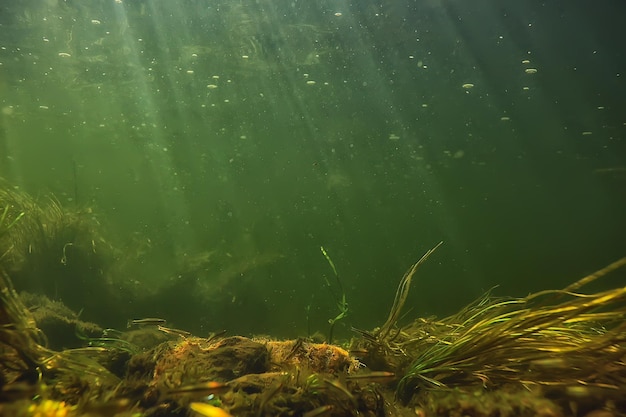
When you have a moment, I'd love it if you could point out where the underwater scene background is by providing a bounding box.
[0,0,625,340]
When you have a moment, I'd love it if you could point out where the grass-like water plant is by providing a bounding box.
[350,242,626,404]
[394,257,626,402]
[320,246,349,344]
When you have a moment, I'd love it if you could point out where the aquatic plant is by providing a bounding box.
[320,246,349,344]
[349,241,443,371]
[0,204,25,238]
[0,178,122,323]
[375,241,443,342]
[0,269,50,374]
[390,257,626,403]
[0,184,27,264]
[75,327,140,355]
[0,270,122,407]
[346,242,626,404]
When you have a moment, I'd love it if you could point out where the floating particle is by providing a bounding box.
[462,83,474,89]
[521,59,530,64]
[522,86,530,90]
[212,75,219,79]
[306,80,316,85]
[207,84,218,89]
[39,105,49,110]
[334,12,342,17]
[582,131,592,136]
[58,52,71,58]
[525,68,538,74]
[388,133,400,141]
[91,19,101,25]
[186,70,194,74]
[191,53,198,58]
[500,116,511,121]
[242,55,249,59]
[597,106,605,110]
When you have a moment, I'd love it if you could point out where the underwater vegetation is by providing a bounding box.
[1,176,625,416]
[0,179,285,332]
[1,227,626,417]
[0,178,117,318]
[0,179,102,271]
[352,249,626,405]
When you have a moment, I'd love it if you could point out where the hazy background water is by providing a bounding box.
[1,0,625,339]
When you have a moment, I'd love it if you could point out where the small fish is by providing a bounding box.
[256,380,284,417]
[529,358,568,369]
[189,402,234,417]
[303,405,334,417]
[0,382,39,401]
[323,379,356,406]
[348,348,369,357]
[157,325,191,338]
[206,330,227,343]
[346,371,396,382]
[285,338,305,360]
[350,327,378,343]
[81,398,134,415]
[166,381,230,396]
[127,318,166,328]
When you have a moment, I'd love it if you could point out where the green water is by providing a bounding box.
[1,0,624,339]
